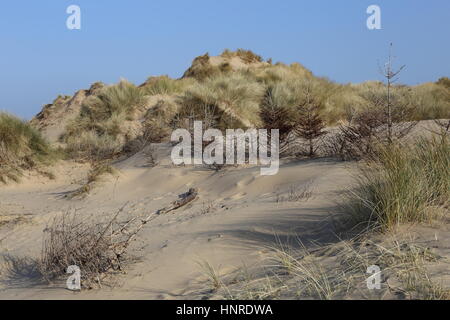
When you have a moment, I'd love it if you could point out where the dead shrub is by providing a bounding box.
[38,210,124,288]
[337,103,416,160]
[322,131,347,160]
[338,108,386,160]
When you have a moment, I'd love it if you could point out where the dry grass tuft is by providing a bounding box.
[0,112,58,183]
[197,260,223,291]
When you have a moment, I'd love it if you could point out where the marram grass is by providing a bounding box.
[346,136,449,231]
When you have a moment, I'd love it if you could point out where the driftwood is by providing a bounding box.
[157,188,199,215]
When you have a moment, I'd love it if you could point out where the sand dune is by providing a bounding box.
[0,48,448,299]
[0,142,357,299]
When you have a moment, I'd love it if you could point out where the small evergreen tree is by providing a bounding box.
[260,87,297,152]
[295,95,327,157]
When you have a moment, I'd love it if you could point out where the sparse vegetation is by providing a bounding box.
[68,162,117,199]
[200,201,216,215]
[1,208,130,290]
[33,95,72,122]
[276,181,314,203]
[142,145,158,167]
[433,119,450,137]
[201,237,449,300]
[197,260,223,291]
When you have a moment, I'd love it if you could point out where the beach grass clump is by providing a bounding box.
[0,112,57,183]
[64,130,123,161]
[63,80,145,161]
[177,73,265,130]
[346,136,449,231]
[78,79,145,122]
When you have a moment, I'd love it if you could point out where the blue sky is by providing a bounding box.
[0,0,449,119]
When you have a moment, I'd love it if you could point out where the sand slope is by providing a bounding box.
[0,143,355,299]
